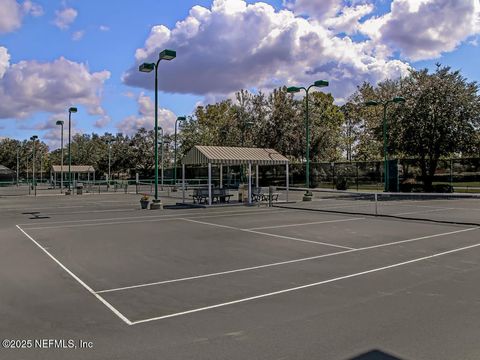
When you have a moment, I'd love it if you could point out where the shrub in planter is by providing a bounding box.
[140,194,150,209]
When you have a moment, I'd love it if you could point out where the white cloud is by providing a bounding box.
[325,3,374,34]
[99,25,110,31]
[22,0,44,17]
[0,0,22,33]
[53,7,77,30]
[360,0,480,61]
[72,30,85,41]
[94,115,111,128]
[0,47,10,78]
[0,47,111,119]
[116,93,176,136]
[123,0,410,102]
[284,0,343,19]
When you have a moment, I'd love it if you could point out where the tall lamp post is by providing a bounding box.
[16,146,20,186]
[67,107,77,193]
[106,138,114,188]
[287,80,329,190]
[139,49,176,203]
[174,116,187,187]
[156,126,165,187]
[365,96,405,192]
[30,135,38,196]
[56,120,64,192]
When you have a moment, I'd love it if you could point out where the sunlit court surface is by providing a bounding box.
[1,191,480,360]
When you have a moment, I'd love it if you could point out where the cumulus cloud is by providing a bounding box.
[94,115,111,129]
[116,93,177,136]
[22,0,44,17]
[360,0,480,61]
[284,0,342,20]
[53,7,77,30]
[0,47,111,119]
[122,0,410,102]
[0,47,10,78]
[0,0,43,33]
[72,30,85,41]
[325,3,374,34]
[0,0,22,33]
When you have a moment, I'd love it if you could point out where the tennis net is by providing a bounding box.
[273,187,480,226]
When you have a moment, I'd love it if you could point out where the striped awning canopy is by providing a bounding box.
[182,146,289,166]
[52,165,95,173]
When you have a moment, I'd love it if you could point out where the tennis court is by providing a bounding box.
[2,191,480,360]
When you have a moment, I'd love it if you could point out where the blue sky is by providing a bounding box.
[0,0,479,148]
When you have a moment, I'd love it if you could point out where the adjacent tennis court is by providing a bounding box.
[2,192,480,360]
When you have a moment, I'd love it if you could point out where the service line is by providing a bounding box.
[131,235,480,325]
[97,227,477,294]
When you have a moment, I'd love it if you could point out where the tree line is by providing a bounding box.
[1,65,479,189]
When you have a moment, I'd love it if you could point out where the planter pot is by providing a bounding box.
[302,191,313,201]
[140,200,149,209]
[150,199,163,210]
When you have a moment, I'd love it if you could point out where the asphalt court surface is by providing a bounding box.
[2,193,480,359]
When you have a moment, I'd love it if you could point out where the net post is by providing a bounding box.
[374,193,378,216]
[268,186,273,207]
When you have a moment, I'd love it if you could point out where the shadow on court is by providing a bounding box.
[347,349,407,360]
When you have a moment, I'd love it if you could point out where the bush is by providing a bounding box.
[335,177,348,190]
[431,184,454,193]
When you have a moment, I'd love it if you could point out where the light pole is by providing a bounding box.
[139,49,176,202]
[30,135,38,196]
[16,146,19,186]
[287,80,329,189]
[68,107,77,193]
[174,116,187,187]
[156,126,165,187]
[365,96,405,192]
[106,138,114,188]
[56,120,64,192]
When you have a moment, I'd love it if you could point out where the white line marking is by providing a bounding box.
[247,217,364,230]
[20,209,291,230]
[15,225,133,326]
[130,239,480,325]
[97,227,477,294]
[182,218,356,250]
[18,208,285,228]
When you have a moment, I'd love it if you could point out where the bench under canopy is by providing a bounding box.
[181,146,290,205]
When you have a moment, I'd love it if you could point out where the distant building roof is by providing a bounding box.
[52,165,95,173]
[182,146,289,165]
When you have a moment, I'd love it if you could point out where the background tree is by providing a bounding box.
[390,65,480,190]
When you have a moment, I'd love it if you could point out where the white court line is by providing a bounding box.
[247,217,364,230]
[131,238,480,325]
[18,208,287,228]
[16,225,132,326]
[0,205,87,212]
[182,218,356,250]
[40,208,138,216]
[97,227,477,294]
